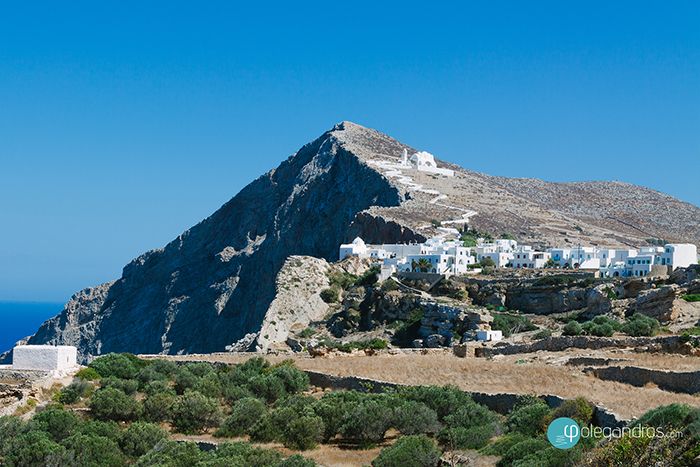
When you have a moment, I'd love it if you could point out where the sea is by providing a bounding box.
[0,301,63,353]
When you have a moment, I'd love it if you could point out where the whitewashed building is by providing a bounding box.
[12,345,77,372]
[659,244,697,269]
[400,149,455,177]
[511,247,551,269]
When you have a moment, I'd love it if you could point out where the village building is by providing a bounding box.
[399,149,454,177]
[12,345,77,372]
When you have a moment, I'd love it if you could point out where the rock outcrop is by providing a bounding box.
[7,121,700,362]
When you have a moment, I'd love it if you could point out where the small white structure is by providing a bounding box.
[12,345,77,372]
[476,330,503,342]
[401,150,454,177]
[660,244,697,269]
[339,237,369,260]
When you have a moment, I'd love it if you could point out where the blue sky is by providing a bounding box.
[1,1,698,301]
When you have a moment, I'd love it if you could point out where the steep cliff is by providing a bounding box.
[8,121,700,362]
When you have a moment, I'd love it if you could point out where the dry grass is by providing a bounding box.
[154,351,700,420]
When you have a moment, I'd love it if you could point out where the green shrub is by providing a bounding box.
[340,398,394,443]
[248,413,281,443]
[533,329,552,340]
[298,327,316,338]
[0,416,27,453]
[563,320,583,336]
[437,424,496,450]
[581,315,621,337]
[143,391,176,422]
[270,361,310,394]
[216,397,267,437]
[355,266,380,287]
[119,422,168,458]
[279,454,317,466]
[380,279,399,292]
[62,432,125,467]
[88,353,145,380]
[194,371,223,398]
[89,387,142,421]
[247,374,287,403]
[28,406,80,442]
[75,420,120,440]
[372,435,441,467]
[621,313,660,337]
[282,415,325,450]
[392,400,441,435]
[498,438,550,466]
[633,403,698,430]
[399,385,474,421]
[320,286,340,303]
[4,431,68,467]
[506,398,550,436]
[136,365,170,388]
[174,367,199,394]
[101,376,139,395]
[57,378,93,404]
[75,367,100,381]
[480,432,530,456]
[681,294,700,302]
[512,446,583,467]
[148,358,179,376]
[313,391,365,442]
[492,313,537,337]
[134,440,205,467]
[549,397,594,427]
[211,441,285,465]
[443,401,498,430]
[171,390,223,434]
[143,379,175,397]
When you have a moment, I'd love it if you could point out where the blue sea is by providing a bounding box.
[0,301,63,353]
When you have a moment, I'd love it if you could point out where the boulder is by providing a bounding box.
[634,285,681,322]
[424,334,446,348]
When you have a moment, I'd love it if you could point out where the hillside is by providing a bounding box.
[6,121,699,362]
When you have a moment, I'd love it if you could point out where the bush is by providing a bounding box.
[320,286,340,303]
[89,387,142,421]
[4,431,68,467]
[62,432,125,467]
[143,391,176,422]
[480,432,530,456]
[216,397,267,437]
[443,401,498,430]
[399,385,475,421]
[506,398,550,436]
[373,435,441,467]
[75,367,100,381]
[563,320,583,336]
[247,374,287,403]
[134,440,205,467]
[174,367,199,394]
[270,362,310,394]
[340,398,394,444]
[498,438,550,466]
[143,379,176,397]
[119,422,168,458]
[581,315,621,337]
[533,329,552,340]
[136,365,170,388]
[282,415,325,450]
[0,416,27,453]
[313,391,364,442]
[438,424,496,450]
[194,371,223,399]
[171,390,223,434]
[28,406,80,442]
[681,294,700,302]
[88,353,145,379]
[392,400,441,435]
[248,413,281,443]
[76,420,120,440]
[211,441,285,465]
[492,313,537,337]
[633,403,698,429]
[279,454,317,467]
[57,378,93,404]
[148,358,179,377]
[101,376,139,395]
[621,313,660,337]
[549,397,594,427]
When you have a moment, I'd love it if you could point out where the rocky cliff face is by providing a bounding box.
[8,121,700,362]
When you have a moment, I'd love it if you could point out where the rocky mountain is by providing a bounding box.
[6,121,699,362]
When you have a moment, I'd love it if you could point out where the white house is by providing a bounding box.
[339,237,369,259]
[476,330,503,342]
[12,345,77,372]
[659,244,697,269]
[511,249,551,269]
[401,150,455,177]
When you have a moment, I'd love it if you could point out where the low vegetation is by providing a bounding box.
[563,314,660,337]
[2,354,698,466]
[491,312,537,337]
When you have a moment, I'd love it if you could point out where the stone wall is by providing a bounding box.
[304,370,627,428]
[475,335,689,358]
[587,366,700,395]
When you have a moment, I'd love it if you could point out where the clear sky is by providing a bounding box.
[1,1,698,302]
